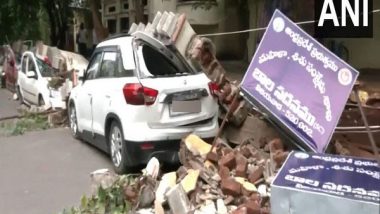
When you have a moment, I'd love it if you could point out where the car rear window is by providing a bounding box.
[137,44,195,78]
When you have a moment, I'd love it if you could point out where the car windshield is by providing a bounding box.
[36,57,55,77]
[136,43,196,78]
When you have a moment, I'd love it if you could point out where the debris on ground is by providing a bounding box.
[77,134,289,214]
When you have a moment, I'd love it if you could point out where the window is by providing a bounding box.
[107,19,117,34]
[36,57,55,77]
[137,44,192,78]
[120,17,129,32]
[28,56,35,72]
[108,6,116,13]
[86,53,102,80]
[99,51,133,78]
[21,55,28,74]
[123,2,129,10]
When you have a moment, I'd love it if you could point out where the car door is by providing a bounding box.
[76,52,103,133]
[19,53,39,104]
[91,48,135,139]
[25,55,40,104]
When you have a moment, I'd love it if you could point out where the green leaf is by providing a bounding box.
[80,195,88,209]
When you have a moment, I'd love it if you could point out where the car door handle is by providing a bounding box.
[105,95,110,99]
[88,93,92,97]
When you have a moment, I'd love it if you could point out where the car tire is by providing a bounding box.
[17,86,24,104]
[1,75,5,88]
[109,121,130,174]
[38,95,45,106]
[69,103,80,139]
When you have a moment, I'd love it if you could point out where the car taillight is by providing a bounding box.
[208,82,219,97]
[123,83,158,106]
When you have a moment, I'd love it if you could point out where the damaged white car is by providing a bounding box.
[68,32,220,173]
[17,51,66,109]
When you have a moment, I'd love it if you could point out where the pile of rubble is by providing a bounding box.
[122,134,289,214]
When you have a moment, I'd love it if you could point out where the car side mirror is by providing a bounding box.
[26,70,37,79]
[9,60,15,67]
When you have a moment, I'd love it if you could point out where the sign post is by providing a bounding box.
[241,10,359,153]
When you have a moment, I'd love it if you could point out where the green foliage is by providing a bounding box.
[0,0,46,44]
[60,175,136,214]
[0,112,50,136]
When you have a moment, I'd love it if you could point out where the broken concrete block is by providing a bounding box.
[180,169,200,193]
[218,152,236,170]
[221,178,241,196]
[257,184,268,197]
[234,177,257,194]
[242,182,257,193]
[138,184,155,208]
[248,166,264,184]
[196,200,217,214]
[154,200,165,214]
[204,160,217,173]
[144,157,160,180]
[89,168,117,195]
[155,172,177,202]
[184,134,211,159]
[166,184,192,214]
[217,198,228,214]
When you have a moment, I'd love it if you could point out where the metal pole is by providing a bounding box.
[209,88,241,153]
[353,88,380,165]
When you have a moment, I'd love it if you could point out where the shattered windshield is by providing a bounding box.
[36,57,55,77]
[136,43,196,78]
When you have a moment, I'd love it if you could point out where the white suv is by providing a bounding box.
[68,32,219,173]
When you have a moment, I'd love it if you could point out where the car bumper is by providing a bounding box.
[124,137,214,166]
[122,115,219,142]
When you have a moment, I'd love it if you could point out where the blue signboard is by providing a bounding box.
[241,10,359,152]
[271,152,380,214]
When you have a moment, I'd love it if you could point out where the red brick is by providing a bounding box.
[273,151,289,167]
[260,207,270,214]
[235,155,248,178]
[269,138,284,151]
[222,147,233,155]
[206,151,218,163]
[250,193,260,202]
[241,146,252,158]
[219,166,230,180]
[245,200,261,214]
[218,152,236,170]
[231,207,247,214]
[221,177,241,196]
[248,166,264,184]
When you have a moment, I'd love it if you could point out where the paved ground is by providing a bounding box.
[0,128,112,214]
[0,89,19,119]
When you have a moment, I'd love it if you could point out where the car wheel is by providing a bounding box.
[17,86,24,104]
[1,75,5,88]
[69,103,80,139]
[109,121,129,174]
[38,95,45,106]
